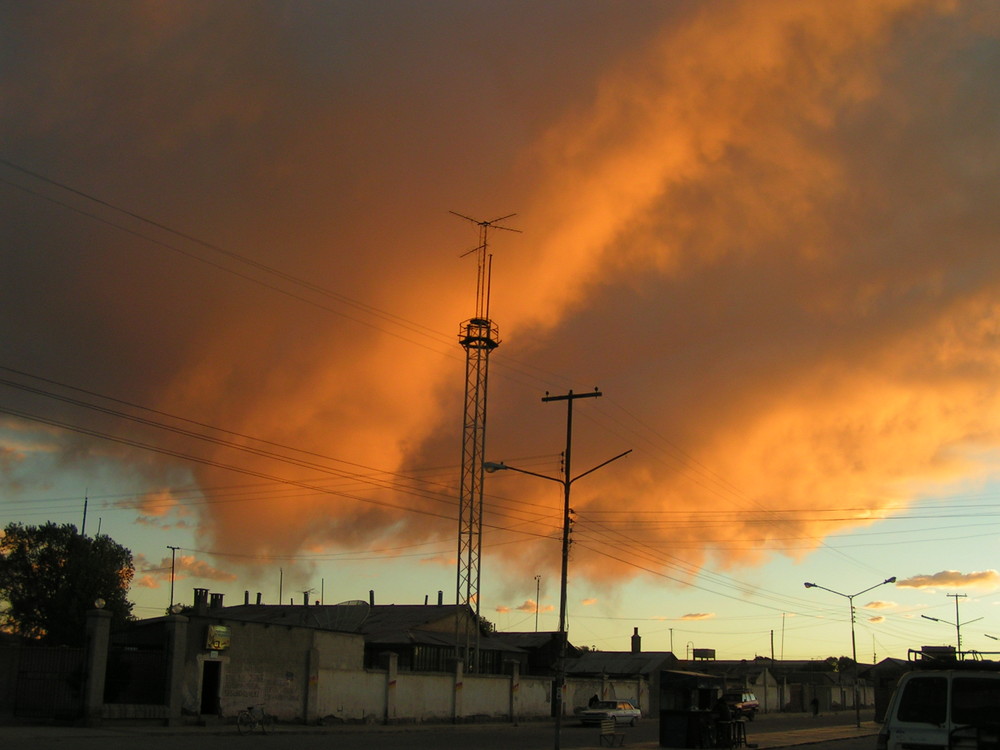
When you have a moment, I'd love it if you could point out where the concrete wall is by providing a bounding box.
[181,616,366,722]
[316,668,387,722]
[396,671,454,722]
[36,609,884,726]
[462,673,511,718]
[519,675,553,717]
[313,666,560,724]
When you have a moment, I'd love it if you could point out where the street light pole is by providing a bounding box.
[921,593,982,658]
[485,389,631,750]
[803,576,896,728]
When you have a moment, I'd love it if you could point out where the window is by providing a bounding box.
[897,676,947,725]
[952,677,1000,726]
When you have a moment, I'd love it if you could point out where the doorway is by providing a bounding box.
[200,659,222,716]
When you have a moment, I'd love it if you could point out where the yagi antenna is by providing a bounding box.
[450,211,520,320]
[450,211,522,258]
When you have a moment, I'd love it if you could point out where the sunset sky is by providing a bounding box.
[4,0,1000,661]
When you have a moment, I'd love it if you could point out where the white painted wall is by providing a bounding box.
[317,668,386,723]
[462,674,510,718]
[312,668,650,725]
[395,672,454,722]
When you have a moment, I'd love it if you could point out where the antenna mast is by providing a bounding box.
[451,211,518,672]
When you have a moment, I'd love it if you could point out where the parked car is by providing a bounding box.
[722,691,759,720]
[878,667,1000,750]
[579,699,642,726]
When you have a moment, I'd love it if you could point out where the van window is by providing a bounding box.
[897,676,947,725]
[952,677,1000,725]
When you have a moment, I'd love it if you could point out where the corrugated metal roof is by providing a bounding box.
[497,632,561,649]
[565,651,679,676]
[185,602,525,652]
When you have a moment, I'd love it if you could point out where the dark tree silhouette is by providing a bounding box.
[0,522,134,645]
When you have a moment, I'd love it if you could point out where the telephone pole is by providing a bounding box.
[487,388,631,750]
[167,545,179,611]
[921,593,981,658]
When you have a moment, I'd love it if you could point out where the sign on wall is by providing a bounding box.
[206,624,231,651]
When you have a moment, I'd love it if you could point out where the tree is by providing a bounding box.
[817,655,856,672]
[0,522,135,645]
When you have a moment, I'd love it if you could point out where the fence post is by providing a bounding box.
[384,651,398,724]
[83,609,112,726]
[453,658,464,723]
[305,645,320,725]
[164,614,188,725]
[509,660,520,725]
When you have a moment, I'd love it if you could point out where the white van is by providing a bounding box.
[878,667,1000,750]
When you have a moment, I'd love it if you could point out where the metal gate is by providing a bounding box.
[15,645,86,719]
[104,646,167,704]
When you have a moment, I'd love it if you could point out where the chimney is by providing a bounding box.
[631,627,641,654]
[303,591,309,606]
[438,590,444,606]
[193,587,209,615]
[244,590,250,605]
[369,589,375,606]
[210,592,224,609]
[256,592,262,605]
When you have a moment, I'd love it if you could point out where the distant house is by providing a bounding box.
[865,657,910,722]
[676,656,882,714]
[496,631,577,676]
[563,640,681,716]
[215,597,526,675]
[109,589,554,723]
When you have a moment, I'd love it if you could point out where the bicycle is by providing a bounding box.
[236,703,274,734]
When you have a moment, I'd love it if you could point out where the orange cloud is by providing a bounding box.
[896,570,1000,591]
[681,613,715,621]
[4,0,1000,604]
[135,553,236,588]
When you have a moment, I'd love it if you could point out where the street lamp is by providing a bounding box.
[921,593,982,657]
[484,450,630,749]
[486,416,630,750]
[803,576,896,728]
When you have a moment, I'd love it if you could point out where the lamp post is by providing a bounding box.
[803,576,896,728]
[485,449,630,750]
[921,593,982,658]
[485,390,630,750]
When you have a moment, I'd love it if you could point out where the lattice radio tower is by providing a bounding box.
[451,211,518,672]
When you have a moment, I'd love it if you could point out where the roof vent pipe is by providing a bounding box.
[369,589,375,606]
